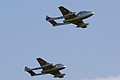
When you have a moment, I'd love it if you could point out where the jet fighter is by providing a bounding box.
[25,58,66,78]
[46,6,94,28]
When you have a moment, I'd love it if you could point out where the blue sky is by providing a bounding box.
[0,0,120,80]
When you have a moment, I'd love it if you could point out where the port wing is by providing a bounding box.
[37,58,54,70]
[46,18,69,26]
[59,6,76,20]
[59,6,72,15]
[37,58,49,66]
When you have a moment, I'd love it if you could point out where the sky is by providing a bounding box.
[0,0,120,80]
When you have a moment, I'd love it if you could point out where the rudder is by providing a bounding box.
[25,66,36,76]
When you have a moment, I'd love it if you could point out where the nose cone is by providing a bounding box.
[88,11,94,17]
[91,11,94,15]
[90,11,94,16]
[63,65,66,69]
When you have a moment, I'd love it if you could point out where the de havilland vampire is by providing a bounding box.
[46,6,94,28]
[25,58,66,78]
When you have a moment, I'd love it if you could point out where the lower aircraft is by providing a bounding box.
[25,58,66,78]
[46,6,94,28]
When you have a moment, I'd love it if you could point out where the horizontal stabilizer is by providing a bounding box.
[48,21,69,26]
[25,66,36,76]
[31,67,41,70]
[46,15,70,26]
[46,16,63,21]
[53,23,69,26]
[47,20,58,26]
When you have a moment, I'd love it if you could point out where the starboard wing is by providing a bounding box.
[50,70,65,78]
[72,19,87,28]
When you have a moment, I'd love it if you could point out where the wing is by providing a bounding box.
[37,58,54,70]
[37,58,49,66]
[50,70,64,78]
[59,6,77,20]
[72,19,87,28]
[59,6,72,15]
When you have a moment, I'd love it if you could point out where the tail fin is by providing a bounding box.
[46,15,51,21]
[25,66,36,76]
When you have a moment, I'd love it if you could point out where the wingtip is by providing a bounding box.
[36,57,43,61]
[36,57,41,60]
[58,5,64,8]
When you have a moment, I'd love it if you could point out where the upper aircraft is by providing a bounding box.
[46,6,94,28]
[25,58,66,78]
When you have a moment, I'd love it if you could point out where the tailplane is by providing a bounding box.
[46,16,57,26]
[25,66,36,76]
[46,15,63,21]
[47,20,69,26]
[46,16,69,26]
[46,17,57,26]
[48,20,58,26]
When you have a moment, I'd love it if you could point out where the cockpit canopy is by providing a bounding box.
[77,11,90,16]
[79,11,87,13]
[54,64,64,67]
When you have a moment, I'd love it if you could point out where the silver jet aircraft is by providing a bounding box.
[25,58,66,78]
[46,6,94,28]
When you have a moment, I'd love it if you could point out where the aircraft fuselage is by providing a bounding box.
[41,64,66,74]
[63,11,94,23]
